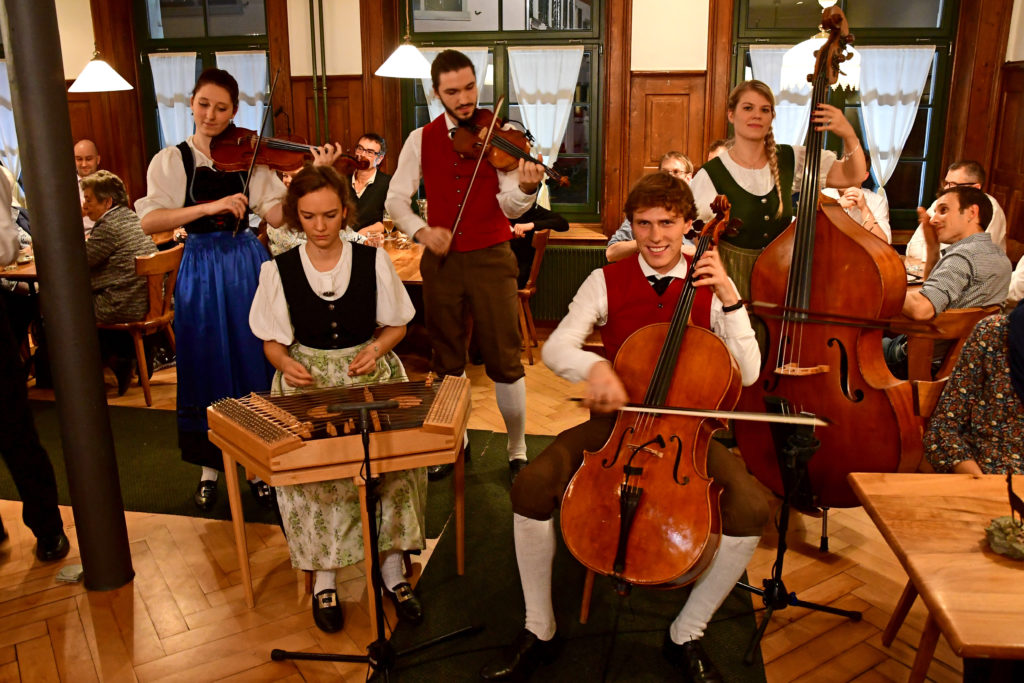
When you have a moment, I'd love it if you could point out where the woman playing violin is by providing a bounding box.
[134,67,342,511]
[689,79,869,300]
[480,173,768,682]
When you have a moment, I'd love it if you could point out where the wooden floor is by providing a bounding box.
[0,346,964,682]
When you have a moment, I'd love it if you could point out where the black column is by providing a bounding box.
[0,0,133,590]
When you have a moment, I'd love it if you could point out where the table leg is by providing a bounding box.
[909,613,940,683]
[455,444,465,576]
[882,580,918,646]
[358,482,379,636]
[222,453,254,609]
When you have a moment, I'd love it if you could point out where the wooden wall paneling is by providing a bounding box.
[942,0,1014,172]
[266,0,295,143]
[704,0,735,153]
[990,62,1024,263]
[359,0,402,175]
[627,73,707,191]
[87,0,147,205]
[602,0,632,235]
[289,76,364,153]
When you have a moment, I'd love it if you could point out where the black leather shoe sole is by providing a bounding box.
[312,589,344,633]
[249,480,275,510]
[481,629,561,680]
[386,582,423,625]
[508,458,529,486]
[427,463,454,481]
[194,480,218,511]
[662,633,724,683]
[36,531,70,562]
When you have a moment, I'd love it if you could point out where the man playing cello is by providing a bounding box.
[481,173,769,681]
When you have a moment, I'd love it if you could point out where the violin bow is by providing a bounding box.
[449,94,506,240]
[568,398,829,427]
[233,68,281,236]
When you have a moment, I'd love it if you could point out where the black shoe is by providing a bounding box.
[152,349,176,372]
[386,582,423,625]
[248,480,275,510]
[35,531,70,562]
[427,463,454,481]
[312,588,344,633]
[0,516,7,543]
[662,634,724,683]
[508,458,529,486]
[194,479,218,511]
[480,628,561,680]
[113,358,134,396]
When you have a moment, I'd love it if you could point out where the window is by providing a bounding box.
[734,0,958,234]
[135,0,270,156]
[403,0,603,221]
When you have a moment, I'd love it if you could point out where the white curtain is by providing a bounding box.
[748,46,811,147]
[507,46,583,207]
[858,46,935,198]
[149,52,197,146]
[216,51,268,131]
[0,61,21,181]
[419,48,490,120]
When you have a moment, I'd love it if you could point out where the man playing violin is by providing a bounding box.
[481,173,768,682]
[386,49,546,481]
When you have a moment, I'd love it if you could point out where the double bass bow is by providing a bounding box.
[734,7,918,509]
[559,197,739,589]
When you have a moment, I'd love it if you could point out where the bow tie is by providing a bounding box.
[647,274,676,296]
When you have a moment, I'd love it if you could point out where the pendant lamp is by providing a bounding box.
[375,2,431,79]
[69,51,133,93]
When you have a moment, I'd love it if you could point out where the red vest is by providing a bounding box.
[600,254,713,362]
[421,115,512,252]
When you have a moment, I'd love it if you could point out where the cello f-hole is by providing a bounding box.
[669,435,689,486]
[826,337,864,403]
[602,426,635,468]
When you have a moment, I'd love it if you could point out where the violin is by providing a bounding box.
[450,108,570,187]
[559,197,738,588]
[734,7,917,509]
[209,125,370,177]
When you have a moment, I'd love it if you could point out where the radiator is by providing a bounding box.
[531,245,608,322]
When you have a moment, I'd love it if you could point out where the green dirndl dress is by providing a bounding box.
[272,341,428,571]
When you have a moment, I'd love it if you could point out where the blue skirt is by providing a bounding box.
[174,230,272,468]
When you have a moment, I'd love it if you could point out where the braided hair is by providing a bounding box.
[728,80,783,219]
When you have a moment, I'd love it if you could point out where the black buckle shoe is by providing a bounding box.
[508,458,529,486]
[248,480,275,510]
[427,463,454,481]
[662,634,724,683]
[312,589,344,633]
[36,531,70,562]
[480,628,561,680]
[113,358,134,396]
[194,480,218,511]
[386,582,423,625]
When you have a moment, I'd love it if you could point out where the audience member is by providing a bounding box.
[706,138,732,161]
[509,203,570,288]
[74,139,101,237]
[822,156,891,243]
[905,160,1007,261]
[351,133,391,234]
[606,152,695,263]
[82,171,158,394]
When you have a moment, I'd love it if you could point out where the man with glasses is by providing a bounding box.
[905,160,1007,261]
[351,132,391,235]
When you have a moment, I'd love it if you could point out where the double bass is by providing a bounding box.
[560,199,738,587]
[735,7,918,509]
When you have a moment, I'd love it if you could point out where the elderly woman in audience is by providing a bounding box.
[82,170,157,394]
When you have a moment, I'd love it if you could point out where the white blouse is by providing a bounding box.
[691,146,837,223]
[249,243,416,347]
[134,136,286,220]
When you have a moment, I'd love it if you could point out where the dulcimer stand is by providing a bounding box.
[735,399,862,665]
[270,399,480,681]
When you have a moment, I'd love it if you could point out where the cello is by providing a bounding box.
[734,7,918,509]
[560,197,738,588]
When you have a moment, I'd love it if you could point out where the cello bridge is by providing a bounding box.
[775,363,830,377]
[627,444,663,459]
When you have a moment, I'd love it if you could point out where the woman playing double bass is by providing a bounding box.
[480,173,767,682]
[689,79,868,300]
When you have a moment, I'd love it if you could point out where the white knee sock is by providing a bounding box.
[496,377,527,460]
[380,550,405,592]
[514,513,557,641]
[313,569,336,595]
[200,467,219,482]
[669,535,760,643]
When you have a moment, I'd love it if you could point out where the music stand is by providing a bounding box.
[270,399,481,680]
[736,399,861,665]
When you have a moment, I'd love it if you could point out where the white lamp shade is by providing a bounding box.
[780,37,860,91]
[69,58,133,93]
[375,43,432,79]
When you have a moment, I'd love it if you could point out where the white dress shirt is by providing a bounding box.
[78,177,95,235]
[542,256,761,387]
[905,193,1007,262]
[249,242,415,346]
[821,186,892,243]
[384,112,537,240]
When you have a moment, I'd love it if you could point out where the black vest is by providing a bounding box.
[177,139,250,234]
[275,243,377,349]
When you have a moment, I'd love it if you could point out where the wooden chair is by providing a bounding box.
[881,304,1000,678]
[518,229,550,365]
[97,244,183,406]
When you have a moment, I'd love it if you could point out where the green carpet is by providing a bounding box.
[389,431,768,682]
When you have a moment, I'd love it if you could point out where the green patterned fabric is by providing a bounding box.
[272,342,428,571]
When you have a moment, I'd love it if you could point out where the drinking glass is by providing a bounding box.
[383,208,395,240]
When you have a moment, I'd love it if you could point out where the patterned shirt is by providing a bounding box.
[924,315,1024,474]
[920,232,1011,314]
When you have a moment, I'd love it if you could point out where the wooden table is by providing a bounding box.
[849,473,1024,681]
[383,239,423,285]
[2,259,37,281]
